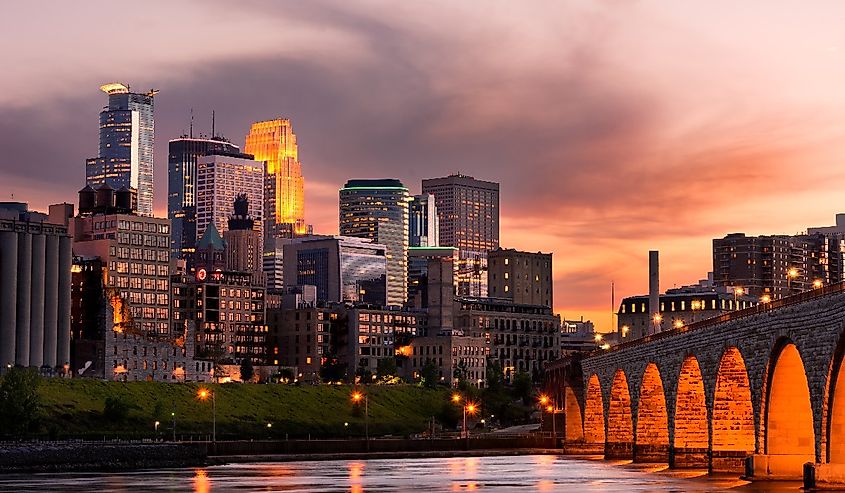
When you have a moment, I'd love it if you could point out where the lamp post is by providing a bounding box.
[171,410,176,442]
[452,393,477,448]
[733,287,744,310]
[352,391,369,449]
[787,268,799,296]
[652,313,663,334]
[197,387,216,442]
[814,279,823,289]
[539,394,549,435]
[546,405,556,446]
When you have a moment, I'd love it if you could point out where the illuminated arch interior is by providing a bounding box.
[765,343,814,456]
[564,385,584,442]
[584,374,605,444]
[635,363,669,447]
[712,347,754,453]
[829,349,845,463]
[608,369,633,444]
[673,356,708,449]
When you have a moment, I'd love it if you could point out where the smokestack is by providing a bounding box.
[649,250,660,335]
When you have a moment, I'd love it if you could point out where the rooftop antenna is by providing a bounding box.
[212,110,216,138]
[189,108,194,138]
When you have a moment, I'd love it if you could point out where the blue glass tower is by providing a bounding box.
[86,83,157,216]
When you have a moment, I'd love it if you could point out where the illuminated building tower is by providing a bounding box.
[243,119,306,239]
[195,151,264,251]
[422,174,499,297]
[168,137,239,260]
[86,83,157,217]
[339,179,410,306]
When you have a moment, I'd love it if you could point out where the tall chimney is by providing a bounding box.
[649,250,660,335]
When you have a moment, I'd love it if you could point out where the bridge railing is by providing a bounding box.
[594,281,845,356]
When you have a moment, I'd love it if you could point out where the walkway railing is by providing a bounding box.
[594,281,845,357]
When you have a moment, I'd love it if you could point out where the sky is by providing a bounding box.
[3,1,845,331]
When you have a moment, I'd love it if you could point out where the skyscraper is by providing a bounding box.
[339,179,410,306]
[409,193,439,247]
[224,194,263,279]
[86,83,157,217]
[243,119,306,239]
[421,174,499,296]
[195,151,264,250]
[168,137,239,260]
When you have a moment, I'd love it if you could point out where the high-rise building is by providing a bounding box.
[168,137,239,260]
[243,119,307,239]
[409,194,439,247]
[487,248,553,307]
[86,83,157,217]
[421,174,499,297]
[73,189,171,338]
[712,232,845,299]
[283,236,388,305]
[339,179,410,306]
[0,203,72,370]
[224,194,263,279]
[195,151,264,250]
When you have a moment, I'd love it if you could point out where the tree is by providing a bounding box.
[356,359,373,383]
[0,368,42,436]
[421,361,439,389]
[485,358,504,393]
[513,371,534,405]
[320,355,347,383]
[376,358,398,381]
[240,358,255,382]
[103,395,133,423]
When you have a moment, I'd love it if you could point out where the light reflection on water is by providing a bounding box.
[0,455,803,492]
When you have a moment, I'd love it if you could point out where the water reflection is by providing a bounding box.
[0,455,805,492]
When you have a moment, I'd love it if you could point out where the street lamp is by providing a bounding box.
[652,313,663,334]
[673,319,685,329]
[352,391,369,448]
[814,279,823,289]
[154,421,160,436]
[788,268,799,295]
[546,404,556,445]
[452,393,477,447]
[733,287,744,309]
[197,387,216,442]
[621,325,629,338]
[760,294,771,304]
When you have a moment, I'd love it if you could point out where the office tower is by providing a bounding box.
[86,83,157,217]
[409,194,439,247]
[224,194,263,279]
[713,232,844,299]
[487,248,553,307]
[263,237,290,293]
[421,174,499,297]
[195,151,264,249]
[244,119,307,239]
[73,189,171,337]
[283,236,388,305]
[168,137,239,259]
[339,179,410,306]
[0,203,72,370]
[407,246,457,316]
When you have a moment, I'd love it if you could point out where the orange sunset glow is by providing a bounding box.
[4,2,845,330]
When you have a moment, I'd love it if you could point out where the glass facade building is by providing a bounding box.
[409,193,439,247]
[283,236,387,306]
[167,137,239,260]
[86,83,157,216]
[339,179,410,306]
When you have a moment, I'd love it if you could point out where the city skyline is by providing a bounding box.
[6,2,845,329]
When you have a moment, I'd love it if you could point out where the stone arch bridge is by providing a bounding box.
[545,283,845,487]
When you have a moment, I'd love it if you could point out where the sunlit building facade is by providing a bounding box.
[86,83,157,217]
[243,119,306,239]
[167,137,239,260]
[409,193,439,247]
[339,179,410,306]
[195,152,264,248]
[422,174,499,297]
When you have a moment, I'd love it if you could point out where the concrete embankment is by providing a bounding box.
[0,442,208,473]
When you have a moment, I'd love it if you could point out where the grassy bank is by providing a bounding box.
[37,379,451,440]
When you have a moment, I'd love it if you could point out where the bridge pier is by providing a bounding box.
[669,447,708,469]
[633,444,668,463]
[803,462,845,489]
[747,453,814,480]
[710,450,749,473]
[605,442,633,459]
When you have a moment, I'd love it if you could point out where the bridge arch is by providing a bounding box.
[711,346,754,472]
[762,338,815,476]
[635,362,670,462]
[583,374,605,446]
[826,330,845,463]
[672,355,708,467]
[606,369,633,458]
[563,385,584,442]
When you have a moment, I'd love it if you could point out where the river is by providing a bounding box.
[0,454,802,492]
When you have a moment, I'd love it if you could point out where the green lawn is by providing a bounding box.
[37,379,451,440]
